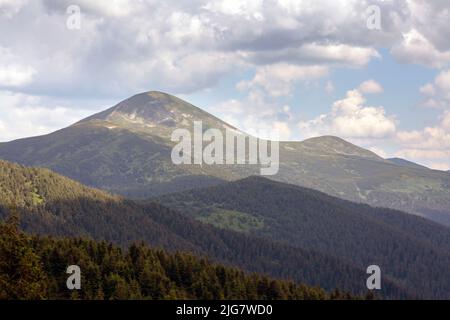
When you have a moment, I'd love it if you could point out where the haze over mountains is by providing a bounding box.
[0,91,449,226]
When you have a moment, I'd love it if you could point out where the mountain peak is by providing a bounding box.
[299,136,383,160]
[79,91,187,124]
[76,91,238,135]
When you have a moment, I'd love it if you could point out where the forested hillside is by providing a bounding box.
[158,176,450,299]
[1,217,354,300]
[0,160,402,297]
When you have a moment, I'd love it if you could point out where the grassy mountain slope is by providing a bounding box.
[386,157,429,170]
[157,176,450,299]
[1,160,400,297]
[0,91,449,225]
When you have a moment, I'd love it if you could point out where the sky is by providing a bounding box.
[1,0,450,170]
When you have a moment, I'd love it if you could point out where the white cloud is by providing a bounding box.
[0,0,26,17]
[419,83,436,96]
[238,63,328,97]
[296,43,380,67]
[0,91,95,142]
[0,0,410,99]
[358,79,383,94]
[397,113,450,150]
[394,111,450,170]
[202,0,264,19]
[435,69,450,100]
[299,85,396,139]
[325,81,334,94]
[73,0,140,17]
[419,69,450,108]
[0,47,36,87]
[0,0,446,104]
[208,88,294,140]
[395,149,450,160]
[428,162,450,171]
[391,29,450,68]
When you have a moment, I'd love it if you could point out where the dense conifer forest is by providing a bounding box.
[0,160,442,299]
[158,176,450,299]
[0,215,363,300]
[1,160,405,298]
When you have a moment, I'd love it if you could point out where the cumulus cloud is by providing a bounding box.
[0,47,36,87]
[0,0,26,17]
[209,89,294,140]
[358,79,383,94]
[294,77,450,170]
[299,83,396,139]
[247,43,381,67]
[397,111,450,150]
[427,162,450,171]
[0,0,447,102]
[0,0,420,99]
[394,111,450,170]
[391,29,450,68]
[0,91,98,142]
[420,69,450,108]
[237,63,329,97]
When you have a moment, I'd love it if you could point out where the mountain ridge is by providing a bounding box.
[386,157,429,170]
[157,175,450,299]
[298,136,383,160]
[0,91,449,225]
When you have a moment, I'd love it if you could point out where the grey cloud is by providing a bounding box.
[0,0,449,100]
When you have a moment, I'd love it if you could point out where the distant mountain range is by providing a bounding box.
[0,91,449,227]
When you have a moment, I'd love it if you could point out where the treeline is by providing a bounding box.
[0,216,362,300]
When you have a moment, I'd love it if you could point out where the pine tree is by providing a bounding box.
[0,206,48,299]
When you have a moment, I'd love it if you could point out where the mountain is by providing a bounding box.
[0,92,234,198]
[386,157,429,170]
[277,137,450,226]
[157,176,450,299]
[0,91,449,225]
[0,160,398,297]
